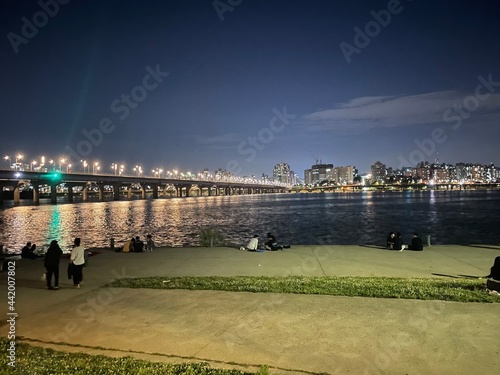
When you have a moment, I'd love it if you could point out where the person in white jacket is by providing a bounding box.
[70,238,86,288]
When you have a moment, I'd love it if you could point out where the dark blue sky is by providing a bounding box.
[1,0,499,177]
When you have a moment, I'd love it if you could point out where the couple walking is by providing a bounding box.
[44,238,86,290]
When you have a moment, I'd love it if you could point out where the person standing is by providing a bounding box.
[44,240,62,290]
[70,238,85,288]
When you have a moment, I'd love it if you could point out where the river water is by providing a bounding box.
[0,190,499,252]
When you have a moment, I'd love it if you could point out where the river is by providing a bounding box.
[1,190,499,252]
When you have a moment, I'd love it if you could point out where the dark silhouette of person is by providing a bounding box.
[393,232,406,251]
[487,256,500,280]
[21,242,33,259]
[386,232,395,249]
[486,256,500,293]
[408,233,424,251]
[44,240,62,290]
[265,233,282,251]
[133,236,144,253]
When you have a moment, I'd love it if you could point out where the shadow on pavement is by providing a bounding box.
[462,245,500,250]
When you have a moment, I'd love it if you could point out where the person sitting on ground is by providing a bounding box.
[386,232,395,250]
[243,234,259,251]
[265,232,282,251]
[122,238,134,253]
[408,232,424,251]
[146,234,155,252]
[392,232,407,251]
[486,256,500,294]
[21,242,33,259]
[133,236,144,253]
[29,243,44,258]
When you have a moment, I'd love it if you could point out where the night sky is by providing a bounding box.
[1,0,499,177]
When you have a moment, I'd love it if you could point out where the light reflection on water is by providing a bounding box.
[0,190,499,252]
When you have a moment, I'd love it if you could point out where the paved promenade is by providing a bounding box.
[1,244,499,374]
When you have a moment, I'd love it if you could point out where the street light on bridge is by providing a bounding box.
[133,165,143,176]
[3,155,11,169]
[59,158,66,171]
[93,162,100,174]
[15,154,23,170]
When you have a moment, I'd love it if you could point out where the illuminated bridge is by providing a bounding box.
[0,170,287,205]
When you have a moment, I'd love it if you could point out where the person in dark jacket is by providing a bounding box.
[133,236,144,252]
[265,233,282,251]
[486,256,500,294]
[392,232,406,251]
[21,242,33,259]
[44,240,63,290]
[386,232,395,250]
[408,233,424,251]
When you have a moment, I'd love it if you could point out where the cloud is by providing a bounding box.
[301,91,500,133]
[196,132,242,149]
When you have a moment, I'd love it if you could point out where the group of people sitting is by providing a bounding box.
[386,232,424,251]
[121,235,155,253]
[241,233,290,251]
[21,242,44,259]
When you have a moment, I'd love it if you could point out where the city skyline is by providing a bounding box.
[1,1,500,177]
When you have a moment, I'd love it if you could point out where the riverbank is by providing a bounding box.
[1,245,499,374]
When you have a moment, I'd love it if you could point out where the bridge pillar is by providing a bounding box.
[184,184,191,197]
[66,183,75,203]
[82,185,88,202]
[31,180,40,205]
[140,185,146,199]
[0,184,4,206]
[151,184,159,199]
[127,186,132,199]
[50,183,58,204]
[97,183,106,201]
[113,184,121,200]
[13,185,21,205]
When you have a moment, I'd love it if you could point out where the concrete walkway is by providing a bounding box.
[1,245,499,374]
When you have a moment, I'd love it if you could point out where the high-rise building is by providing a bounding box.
[273,162,291,184]
[371,161,386,182]
[335,166,354,184]
[304,163,334,185]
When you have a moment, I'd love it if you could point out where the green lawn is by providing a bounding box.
[107,275,499,303]
[0,339,265,375]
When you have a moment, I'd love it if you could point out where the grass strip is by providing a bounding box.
[0,338,266,375]
[107,276,499,303]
